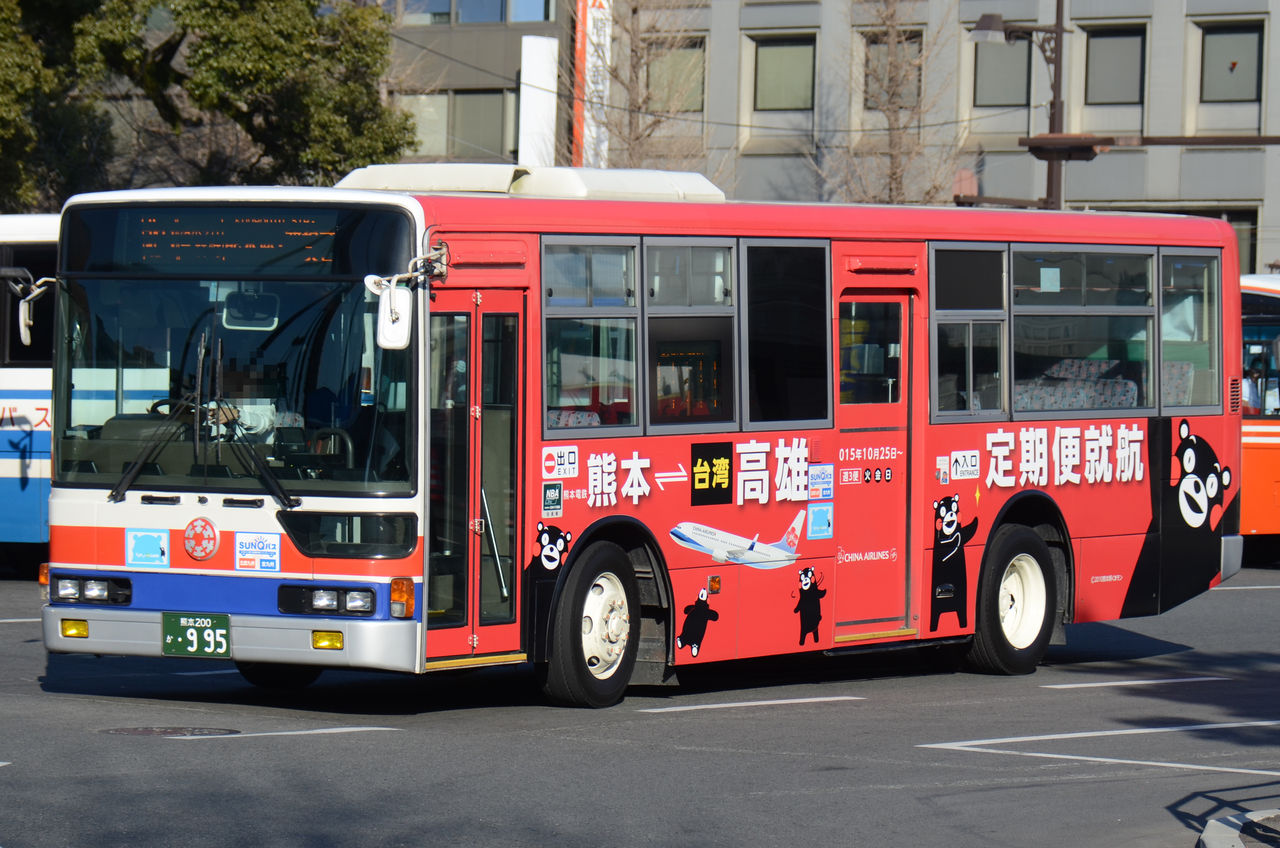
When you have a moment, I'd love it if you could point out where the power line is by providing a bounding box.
[389,29,1042,138]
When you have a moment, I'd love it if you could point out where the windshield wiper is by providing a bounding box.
[107,392,199,503]
[218,406,301,510]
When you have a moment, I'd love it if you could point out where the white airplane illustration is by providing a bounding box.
[669,510,806,568]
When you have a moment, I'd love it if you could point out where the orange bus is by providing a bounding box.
[38,166,1242,706]
[1240,274,1280,554]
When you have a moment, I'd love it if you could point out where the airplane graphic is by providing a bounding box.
[669,510,806,568]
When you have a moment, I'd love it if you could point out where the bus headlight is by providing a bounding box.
[83,580,110,601]
[345,591,373,613]
[312,590,339,610]
[57,578,81,599]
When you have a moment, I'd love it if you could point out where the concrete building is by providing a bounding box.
[382,0,1280,272]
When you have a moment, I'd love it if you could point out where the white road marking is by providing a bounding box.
[0,618,39,624]
[1042,676,1228,689]
[638,696,863,713]
[921,719,1280,777]
[169,726,398,740]
[1212,585,1280,591]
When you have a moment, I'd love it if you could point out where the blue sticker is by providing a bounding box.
[806,502,834,540]
[126,529,170,568]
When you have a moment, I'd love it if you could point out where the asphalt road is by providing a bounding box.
[3,567,1280,848]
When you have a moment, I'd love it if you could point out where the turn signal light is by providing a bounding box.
[390,577,414,619]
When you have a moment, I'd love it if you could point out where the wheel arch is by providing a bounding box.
[533,515,674,675]
[984,490,1074,641]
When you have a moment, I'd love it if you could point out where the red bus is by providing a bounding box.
[39,167,1242,706]
[1240,274,1280,552]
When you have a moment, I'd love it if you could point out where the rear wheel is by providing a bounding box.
[967,525,1056,675]
[542,541,639,708]
[235,661,323,690]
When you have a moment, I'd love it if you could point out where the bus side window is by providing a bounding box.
[840,301,901,404]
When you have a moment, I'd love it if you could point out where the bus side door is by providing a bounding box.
[424,288,526,665]
[831,247,920,644]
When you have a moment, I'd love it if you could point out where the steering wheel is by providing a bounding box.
[148,397,197,416]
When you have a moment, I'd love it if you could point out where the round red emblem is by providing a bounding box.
[183,517,219,561]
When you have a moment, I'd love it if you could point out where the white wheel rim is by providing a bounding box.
[998,553,1047,650]
[579,570,630,680]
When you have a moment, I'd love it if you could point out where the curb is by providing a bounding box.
[1198,810,1280,848]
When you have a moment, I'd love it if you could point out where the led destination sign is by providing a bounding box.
[65,205,412,278]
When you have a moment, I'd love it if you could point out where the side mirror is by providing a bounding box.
[375,282,413,350]
[18,297,33,346]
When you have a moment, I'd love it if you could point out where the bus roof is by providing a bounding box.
[1243,274,1280,296]
[0,213,58,243]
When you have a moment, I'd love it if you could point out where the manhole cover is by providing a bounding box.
[101,727,240,738]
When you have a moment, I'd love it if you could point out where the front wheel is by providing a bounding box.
[542,541,640,707]
[967,525,1056,675]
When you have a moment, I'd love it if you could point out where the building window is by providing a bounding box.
[395,93,448,157]
[399,0,551,24]
[647,40,706,113]
[974,40,1029,108]
[395,90,517,161]
[1085,29,1145,106]
[865,30,922,111]
[753,37,815,111]
[1201,25,1263,103]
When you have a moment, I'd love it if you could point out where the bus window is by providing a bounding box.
[1161,253,1221,408]
[646,241,735,425]
[840,301,901,404]
[744,242,829,424]
[543,240,638,431]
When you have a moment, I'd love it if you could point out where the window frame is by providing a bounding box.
[541,236,643,438]
[739,238,832,432]
[1084,27,1146,107]
[752,35,816,112]
[1158,247,1223,415]
[929,242,1009,422]
[973,38,1030,108]
[1010,242,1157,420]
[863,28,924,113]
[1200,23,1264,104]
[644,237,739,434]
[645,38,707,114]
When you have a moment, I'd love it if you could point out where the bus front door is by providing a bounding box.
[425,289,525,666]
[832,286,914,644]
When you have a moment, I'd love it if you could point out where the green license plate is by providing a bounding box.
[162,613,231,658]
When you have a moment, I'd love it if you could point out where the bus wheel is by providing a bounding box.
[542,542,639,708]
[967,525,1056,675]
[235,661,323,690]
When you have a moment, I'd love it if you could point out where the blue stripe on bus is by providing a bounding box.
[46,570,399,620]
[68,390,165,401]
[0,475,48,542]
[0,431,51,452]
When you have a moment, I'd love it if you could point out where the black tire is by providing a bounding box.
[542,541,640,708]
[967,525,1056,675]
[235,661,323,690]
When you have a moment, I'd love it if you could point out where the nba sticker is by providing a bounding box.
[235,532,281,572]
[542,481,564,518]
[126,529,169,568]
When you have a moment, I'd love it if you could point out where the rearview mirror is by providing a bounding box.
[377,286,413,350]
[222,291,279,331]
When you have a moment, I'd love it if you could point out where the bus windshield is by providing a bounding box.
[53,206,415,498]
